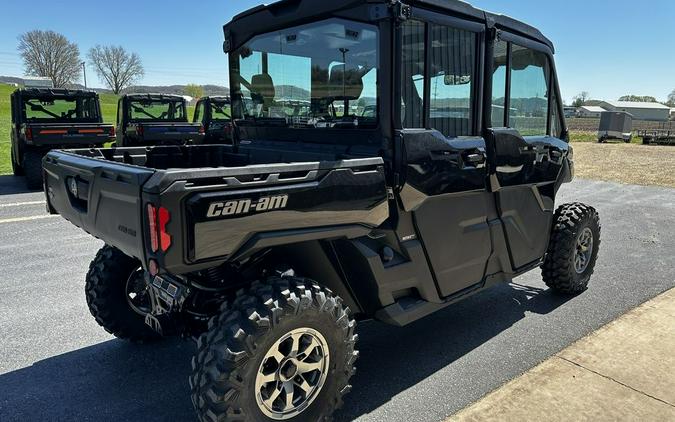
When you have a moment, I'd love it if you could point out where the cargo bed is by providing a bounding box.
[44,144,389,275]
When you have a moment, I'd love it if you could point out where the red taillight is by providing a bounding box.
[25,127,33,140]
[147,203,171,253]
[198,124,205,135]
[158,206,172,252]
[110,126,116,137]
[147,204,159,252]
[137,124,144,137]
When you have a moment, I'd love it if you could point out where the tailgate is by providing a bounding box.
[43,150,155,261]
[141,123,203,141]
[29,124,114,146]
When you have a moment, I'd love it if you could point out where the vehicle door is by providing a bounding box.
[486,34,569,270]
[397,16,494,298]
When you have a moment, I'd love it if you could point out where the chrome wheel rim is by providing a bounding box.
[574,227,594,274]
[255,328,330,420]
[125,268,151,315]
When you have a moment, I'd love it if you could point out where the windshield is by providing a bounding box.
[230,18,379,129]
[128,99,186,121]
[211,100,231,121]
[22,96,99,122]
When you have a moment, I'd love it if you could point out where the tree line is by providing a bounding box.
[18,30,144,94]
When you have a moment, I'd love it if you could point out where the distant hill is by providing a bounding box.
[124,84,229,97]
[0,76,229,97]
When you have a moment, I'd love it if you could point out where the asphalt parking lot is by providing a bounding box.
[0,175,673,422]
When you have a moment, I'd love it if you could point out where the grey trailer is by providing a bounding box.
[598,111,633,143]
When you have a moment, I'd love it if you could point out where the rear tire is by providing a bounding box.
[10,145,23,176]
[85,245,160,342]
[189,277,358,422]
[542,203,601,294]
[22,151,44,190]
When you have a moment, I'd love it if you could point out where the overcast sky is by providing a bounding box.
[0,0,673,103]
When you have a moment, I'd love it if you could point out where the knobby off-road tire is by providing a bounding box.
[23,151,44,190]
[10,145,23,176]
[542,203,601,294]
[190,277,358,422]
[85,245,160,342]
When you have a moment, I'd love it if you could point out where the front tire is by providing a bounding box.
[85,245,160,342]
[23,151,43,190]
[542,203,601,294]
[189,277,358,422]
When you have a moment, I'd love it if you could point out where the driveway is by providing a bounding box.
[0,177,673,421]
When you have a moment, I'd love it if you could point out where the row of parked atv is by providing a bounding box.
[9,88,233,189]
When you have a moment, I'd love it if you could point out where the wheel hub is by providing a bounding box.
[574,227,594,274]
[255,328,330,420]
[279,359,299,381]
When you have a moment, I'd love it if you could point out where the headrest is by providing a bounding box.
[250,74,275,102]
[328,65,366,101]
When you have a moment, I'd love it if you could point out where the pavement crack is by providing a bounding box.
[555,355,675,408]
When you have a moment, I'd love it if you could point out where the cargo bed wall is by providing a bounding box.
[148,158,390,274]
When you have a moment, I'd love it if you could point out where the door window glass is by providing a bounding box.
[401,20,425,128]
[509,45,549,136]
[491,40,508,127]
[429,24,475,137]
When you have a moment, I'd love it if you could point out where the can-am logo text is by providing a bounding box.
[206,195,289,218]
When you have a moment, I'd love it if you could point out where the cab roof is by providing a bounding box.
[13,88,99,98]
[225,0,554,53]
[123,93,186,101]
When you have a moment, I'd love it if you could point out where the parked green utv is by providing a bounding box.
[10,88,114,189]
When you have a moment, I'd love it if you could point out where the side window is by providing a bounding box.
[429,25,475,137]
[509,45,549,136]
[194,102,204,123]
[491,40,508,127]
[116,100,122,124]
[401,20,425,128]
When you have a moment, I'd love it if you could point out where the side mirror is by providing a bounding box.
[444,74,471,86]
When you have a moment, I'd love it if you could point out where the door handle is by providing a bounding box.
[464,151,486,166]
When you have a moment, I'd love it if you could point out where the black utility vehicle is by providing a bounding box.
[10,88,114,189]
[115,93,204,147]
[193,96,234,144]
[44,1,601,421]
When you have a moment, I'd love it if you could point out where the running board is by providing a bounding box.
[375,281,486,327]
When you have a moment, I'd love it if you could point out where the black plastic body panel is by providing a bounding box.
[43,150,155,260]
[44,145,388,276]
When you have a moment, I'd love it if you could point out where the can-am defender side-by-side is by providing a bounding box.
[115,93,205,147]
[43,1,601,420]
[193,96,234,144]
[10,88,114,189]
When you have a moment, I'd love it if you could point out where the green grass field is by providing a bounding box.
[0,84,195,175]
[0,84,13,174]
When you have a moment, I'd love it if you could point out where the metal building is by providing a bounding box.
[598,101,671,122]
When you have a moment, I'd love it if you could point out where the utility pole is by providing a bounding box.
[81,61,87,89]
